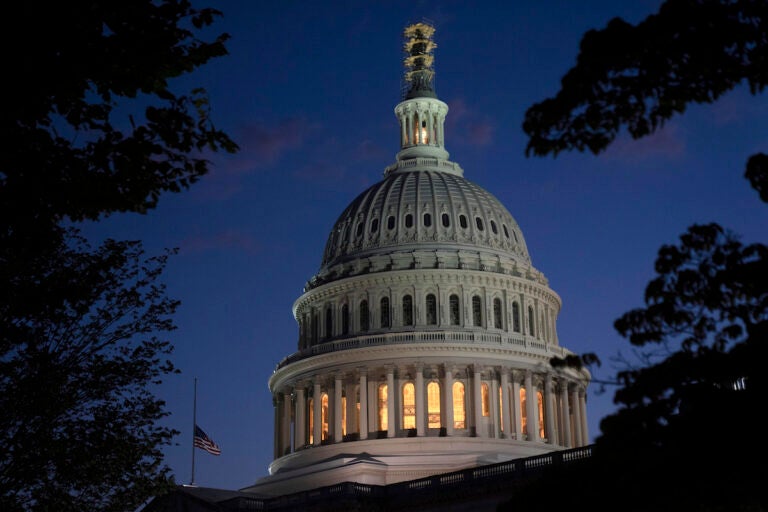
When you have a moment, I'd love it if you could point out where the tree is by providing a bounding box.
[500,1,768,510]
[1,1,237,509]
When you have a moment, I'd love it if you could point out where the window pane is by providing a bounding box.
[493,298,502,329]
[403,383,415,429]
[512,302,520,333]
[405,214,413,228]
[472,296,482,326]
[402,295,413,325]
[381,297,390,328]
[481,383,490,417]
[426,294,437,325]
[428,382,441,428]
[450,294,460,325]
[452,382,465,429]
[424,213,432,227]
[360,300,369,331]
[378,384,388,431]
[442,213,450,227]
[321,393,329,441]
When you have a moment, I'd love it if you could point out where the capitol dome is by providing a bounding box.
[244,22,590,497]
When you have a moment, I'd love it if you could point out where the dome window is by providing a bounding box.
[512,302,521,333]
[405,214,414,228]
[503,224,510,238]
[402,294,413,326]
[493,298,502,329]
[449,294,460,325]
[441,213,450,227]
[356,223,364,237]
[360,300,369,332]
[371,218,379,233]
[459,215,468,229]
[513,231,519,242]
[387,216,396,230]
[475,217,484,231]
[380,297,391,328]
[472,295,482,326]
[423,213,432,227]
[341,304,350,335]
[490,220,498,234]
[426,294,437,325]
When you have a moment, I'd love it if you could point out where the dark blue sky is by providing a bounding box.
[85,0,767,491]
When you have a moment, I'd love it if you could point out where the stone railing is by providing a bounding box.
[275,329,568,370]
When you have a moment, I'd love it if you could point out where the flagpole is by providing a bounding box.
[191,376,197,486]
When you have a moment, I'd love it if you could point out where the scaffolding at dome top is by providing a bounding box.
[401,21,437,99]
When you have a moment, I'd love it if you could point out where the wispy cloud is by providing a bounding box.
[180,228,261,256]
[604,123,686,161]
[445,97,495,147]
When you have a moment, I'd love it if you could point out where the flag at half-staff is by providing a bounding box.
[194,424,221,456]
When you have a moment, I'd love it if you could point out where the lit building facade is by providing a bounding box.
[243,22,590,496]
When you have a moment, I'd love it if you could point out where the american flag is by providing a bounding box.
[194,424,221,456]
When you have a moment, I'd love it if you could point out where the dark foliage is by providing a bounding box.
[1,1,237,509]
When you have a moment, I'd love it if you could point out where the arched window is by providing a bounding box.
[472,295,482,326]
[481,382,490,417]
[426,294,437,325]
[360,300,369,331]
[528,306,535,337]
[449,294,460,325]
[442,213,450,227]
[459,215,468,229]
[308,397,314,444]
[537,390,546,440]
[423,213,432,227]
[490,220,498,234]
[356,222,364,237]
[405,214,414,228]
[475,217,484,231]
[452,382,466,429]
[503,224,510,238]
[311,312,319,343]
[493,298,502,329]
[378,384,388,431]
[520,387,528,438]
[402,294,413,326]
[341,304,349,335]
[512,302,521,333]
[321,393,329,441]
[387,215,396,230]
[371,218,379,233]
[402,382,416,429]
[428,382,441,428]
[380,297,390,328]
[325,307,333,338]
[341,396,347,436]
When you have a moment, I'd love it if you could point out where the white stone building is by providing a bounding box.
[243,22,590,497]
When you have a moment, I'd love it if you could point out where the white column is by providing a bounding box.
[473,366,483,437]
[313,381,322,446]
[560,382,572,448]
[359,370,368,440]
[345,381,356,437]
[282,391,292,455]
[571,387,582,447]
[500,370,510,438]
[491,372,500,438]
[334,374,343,443]
[544,374,555,444]
[415,364,425,436]
[387,367,396,438]
[579,390,589,446]
[512,374,522,440]
[294,386,305,449]
[443,366,454,436]
[525,371,537,441]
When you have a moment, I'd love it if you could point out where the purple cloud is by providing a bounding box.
[180,228,261,256]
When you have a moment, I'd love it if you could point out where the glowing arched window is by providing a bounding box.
[380,297,390,328]
[452,382,466,429]
[512,302,521,333]
[360,300,369,331]
[321,393,329,441]
[528,306,535,337]
[449,294,460,325]
[402,383,416,429]
[537,390,546,440]
[481,382,490,417]
[493,298,502,329]
[426,294,437,325]
[308,397,314,444]
[428,382,441,428]
[341,396,347,436]
[472,295,482,326]
[499,386,504,433]
[325,307,333,338]
[520,387,528,438]
[377,384,388,431]
[402,294,413,326]
[341,304,349,335]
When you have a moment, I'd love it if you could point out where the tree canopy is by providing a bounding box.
[1,1,237,510]
[502,1,768,510]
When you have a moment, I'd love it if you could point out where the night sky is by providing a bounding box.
[82,0,768,491]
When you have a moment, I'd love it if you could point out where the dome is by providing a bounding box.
[310,162,531,290]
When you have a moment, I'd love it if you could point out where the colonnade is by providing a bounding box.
[273,364,588,459]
